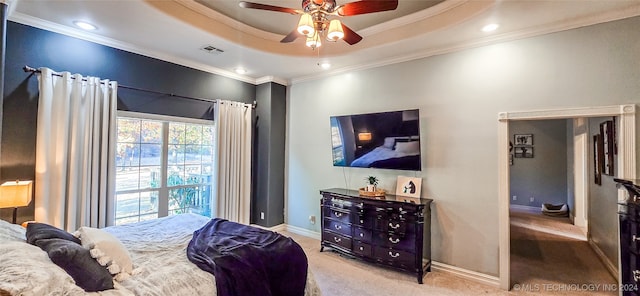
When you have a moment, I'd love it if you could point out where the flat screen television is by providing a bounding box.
[330,109,421,171]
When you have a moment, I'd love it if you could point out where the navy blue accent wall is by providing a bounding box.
[0,22,264,223]
[252,82,286,227]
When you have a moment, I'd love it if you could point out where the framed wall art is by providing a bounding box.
[514,134,533,146]
[600,120,615,176]
[514,146,534,158]
[593,134,603,185]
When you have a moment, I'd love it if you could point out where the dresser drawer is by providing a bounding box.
[353,226,372,243]
[324,219,351,237]
[374,232,416,252]
[353,241,372,257]
[323,231,352,250]
[375,219,416,234]
[352,213,373,228]
[325,207,351,224]
[373,246,415,268]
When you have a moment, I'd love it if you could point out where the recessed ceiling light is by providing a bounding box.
[482,23,499,32]
[318,62,331,70]
[234,67,247,75]
[73,21,97,31]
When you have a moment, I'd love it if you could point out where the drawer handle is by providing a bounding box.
[334,237,342,243]
[360,219,364,224]
[359,233,364,237]
[388,251,400,258]
[359,246,364,251]
[389,223,400,229]
[389,237,399,244]
[334,224,342,230]
[633,235,640,242]
[334,211,343,217]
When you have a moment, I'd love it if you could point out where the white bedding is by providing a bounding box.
[350,146,419,167]
[0,215,322,296]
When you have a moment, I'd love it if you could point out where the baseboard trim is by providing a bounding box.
[509,204,540,212]
[588,239,618,281]
[285,224,322,240]
[282,223,499,287]
[431,261,500,288]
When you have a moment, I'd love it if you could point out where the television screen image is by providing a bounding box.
[330,109,421,171]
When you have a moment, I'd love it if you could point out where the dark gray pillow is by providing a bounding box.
[35,238,114,292]
[26,222,81,245]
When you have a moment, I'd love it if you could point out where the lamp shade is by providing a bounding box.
[0,180,33,208]
[327,19,344,41]
[297,13,314,36]
[306,31,321,48]
[358,132,372,141]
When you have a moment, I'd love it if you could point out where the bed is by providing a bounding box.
[0,214,322,296]
[350,136,421,170]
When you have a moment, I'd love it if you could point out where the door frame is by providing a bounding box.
[498,104,636,289]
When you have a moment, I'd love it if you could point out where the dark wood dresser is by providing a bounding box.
[616,179,640,295]
[319,188,432,283]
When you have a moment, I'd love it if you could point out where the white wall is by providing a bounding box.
[286,16,640,276]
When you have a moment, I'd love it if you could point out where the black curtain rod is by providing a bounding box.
[22,65,256,109]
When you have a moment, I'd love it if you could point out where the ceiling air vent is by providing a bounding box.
[200,45,224,55]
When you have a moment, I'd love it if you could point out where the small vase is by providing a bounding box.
[366,184,376,192]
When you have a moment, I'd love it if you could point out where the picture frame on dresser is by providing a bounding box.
[395,176,421,198]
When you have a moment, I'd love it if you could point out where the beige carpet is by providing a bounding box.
[281,210,617,295]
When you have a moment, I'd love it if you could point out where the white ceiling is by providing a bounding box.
[8,0,640,85]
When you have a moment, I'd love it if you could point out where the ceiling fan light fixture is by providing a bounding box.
[297,13,315,36]
[326,19,344,41]
[306,32,321,48]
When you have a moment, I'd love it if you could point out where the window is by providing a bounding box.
[115,112,214,225]
[330,117,345,166]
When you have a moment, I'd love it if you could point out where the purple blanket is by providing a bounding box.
[187,218,308,296]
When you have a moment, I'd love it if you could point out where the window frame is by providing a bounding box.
[114,111,215,225]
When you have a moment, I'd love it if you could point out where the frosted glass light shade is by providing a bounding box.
[326,19,344,41]
[306,32,322,48]
[0,180,33,208]
[297,14,314,36]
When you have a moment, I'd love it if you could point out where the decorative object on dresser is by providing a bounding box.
[614,178,640,295]
[365,175,379,192]
[395,176,421,198]
[319,188,432,284]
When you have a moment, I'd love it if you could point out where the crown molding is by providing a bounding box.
[8,12,261,85]
[360,0,468,36]
[291,4,640,85]
[176,0,282,42]
[256,76,289,86]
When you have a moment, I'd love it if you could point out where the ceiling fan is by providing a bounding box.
[238,0,399,48]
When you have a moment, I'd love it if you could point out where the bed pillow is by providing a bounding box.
[35,238,114,292]
[382,137,396,149]
[0,219,26,242]
[394,141,420,154]
[76,226,133,280]
[26,222,81,245]
[0,241,86,295]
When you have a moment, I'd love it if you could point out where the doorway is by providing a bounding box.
[498,104,636,289]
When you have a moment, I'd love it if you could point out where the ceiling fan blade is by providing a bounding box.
[238,1,301,15]
[341,24,363,45]
[281,29,302,43]
[337,0,398,16]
